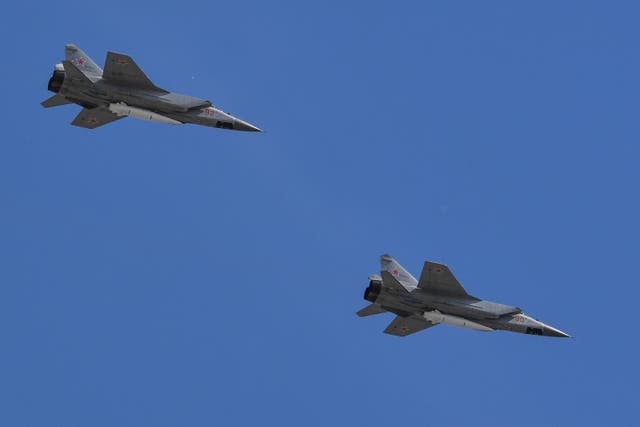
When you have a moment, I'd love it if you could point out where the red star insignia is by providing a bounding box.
[118,59,128,65]
[435,268,442,273]
[78,57,85,65]
[89,118,97,124]
[392,269,398,276]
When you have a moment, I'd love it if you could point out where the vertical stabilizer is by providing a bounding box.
[380,254,418,292]
[61,60,94,88]
[65,44,102,78]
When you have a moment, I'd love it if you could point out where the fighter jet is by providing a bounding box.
[358,254,570,338]
[42,44,261,131]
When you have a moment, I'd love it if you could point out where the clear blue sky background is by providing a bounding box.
[1,1,638,425]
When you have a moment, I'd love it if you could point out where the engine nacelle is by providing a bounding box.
[47,69,65,93]
[364,279,382,303]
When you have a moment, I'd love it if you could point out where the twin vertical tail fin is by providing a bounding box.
[65,44,102,77]
[61,60,94,87]
[380,254,418,292]
[42,44,100,107]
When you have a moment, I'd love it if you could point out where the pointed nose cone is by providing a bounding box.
[233,118,262,132]
[543,325,571,338]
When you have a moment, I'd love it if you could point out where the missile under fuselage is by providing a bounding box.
[108,103,182,125]
[422,310,494,332]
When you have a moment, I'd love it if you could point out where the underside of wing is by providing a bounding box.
[384,315,437,337]
[103,52,159,89]
[418,261,469,297]
[71,107,124,129]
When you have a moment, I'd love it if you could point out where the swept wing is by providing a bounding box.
[71,107,124,129]
[384,315,437,337]
[418,261,469,297]
[103,52,159,90]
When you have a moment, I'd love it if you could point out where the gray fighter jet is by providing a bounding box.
[358,254,570,338]
[42,44,261,131]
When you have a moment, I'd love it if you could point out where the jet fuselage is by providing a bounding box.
[359,255,570,338]
[43,45,261,131]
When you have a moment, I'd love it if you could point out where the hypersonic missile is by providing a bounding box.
[422,310,494,332]
[108,103,181,125]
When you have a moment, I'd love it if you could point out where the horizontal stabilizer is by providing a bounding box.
[418,261,469,297]
[103,52,158,89]
[71,107,124,129]
[356,304,386,317]
[384,315,437,337]
[41,94,72,108]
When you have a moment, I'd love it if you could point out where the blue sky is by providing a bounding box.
[1,1,639,425]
